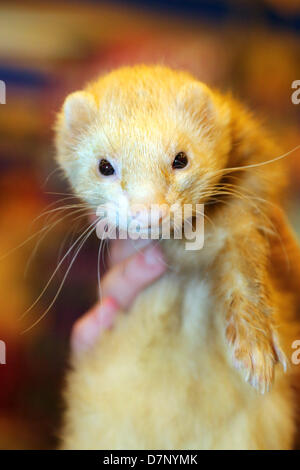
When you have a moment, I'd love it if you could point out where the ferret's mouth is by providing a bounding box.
[96,218,199,242]
[125,222,166,238]
[95,202,204,243]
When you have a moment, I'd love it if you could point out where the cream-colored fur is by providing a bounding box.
[61,239,295,450]
[55,65,299,449]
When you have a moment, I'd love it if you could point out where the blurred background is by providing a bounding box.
[0,0,299,449]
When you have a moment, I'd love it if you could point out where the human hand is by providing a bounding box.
[71,240,166,355]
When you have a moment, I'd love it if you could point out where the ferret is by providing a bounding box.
[55,65,300,449]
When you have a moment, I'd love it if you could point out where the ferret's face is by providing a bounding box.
[56,67,232,232]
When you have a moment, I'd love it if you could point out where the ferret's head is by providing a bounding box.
[55,65,232,232]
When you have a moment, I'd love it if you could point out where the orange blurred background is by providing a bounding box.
[0,0,299,449]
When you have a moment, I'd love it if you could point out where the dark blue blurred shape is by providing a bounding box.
[86,0,300,33]
[0,65,50,89]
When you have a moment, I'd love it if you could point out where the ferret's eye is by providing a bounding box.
[172,152,188,170]
[98,159,115,176]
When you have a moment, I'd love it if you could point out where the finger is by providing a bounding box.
[71,297,119,356]
[71,243,166,355]
[107,239,152,269]
[102,243,166,310]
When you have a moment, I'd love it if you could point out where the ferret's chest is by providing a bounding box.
[84,272,251,449]
[116,269,222,368]
[70,263,292,450]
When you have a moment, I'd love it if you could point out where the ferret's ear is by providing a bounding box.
[63,91,97,133]
[177,81,217,125]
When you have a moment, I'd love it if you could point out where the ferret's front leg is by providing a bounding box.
[215,223,287,393]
